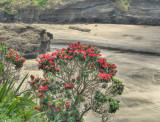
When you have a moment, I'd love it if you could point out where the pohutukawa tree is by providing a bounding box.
[29,42,124,122]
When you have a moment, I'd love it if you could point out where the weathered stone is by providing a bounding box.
[0,0,160,25]
[69,26,91,32]
[0,23,53,59]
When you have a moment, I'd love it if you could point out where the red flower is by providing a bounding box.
[22,59,25,62]
[37,92,43,96]
[77,76,80,81]
[30,75,34,80]
[64,83,74,88]
[55,108,60,112]
[97,73,113,81]
[41,60,44,63]
[57,68,60,71]
[38,84,49,92]
[102,65,107,68]
[68,56,73,60]
[88,54,92,56]
[65,101,71,106]
[59,55,63,58]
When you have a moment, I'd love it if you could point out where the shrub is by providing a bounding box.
[0,63,39,121]
[29,42,124,122]
[0,39,25,84]
[0,39,42,121]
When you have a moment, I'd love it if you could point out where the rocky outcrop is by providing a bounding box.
[0,23,53,59]
[0,0,160,25]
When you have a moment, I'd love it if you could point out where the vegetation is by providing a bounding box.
[0,40,124,121]
[0,0,130,15]
[28,42,124,122]
[0,0,82,14]
[113,0,130,12]
[0,39,43,121]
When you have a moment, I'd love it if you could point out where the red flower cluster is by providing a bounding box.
[98,58,109,69]
[97,73,113,82]
[36,53,60,72]
[38,84,49,92]
[67,42,101,58]
[64,83,74,88]
[65,101,71,106]
[97,57,117,76]
[5,48,25,69]
[36,42,102,73]
[28,75,49,89]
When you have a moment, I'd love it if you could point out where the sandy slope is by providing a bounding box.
[19,24,160,122]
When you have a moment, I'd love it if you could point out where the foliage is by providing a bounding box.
[33,0,49,6]
[0,39,25,84]
[0,103,24,122]
[119,0,130,9]
[0,40,42,121]
[29,42,124,122]
[0,63,39,121]
[0,0,81,14]
[113,0,130,12]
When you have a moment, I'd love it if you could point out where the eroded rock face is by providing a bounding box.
[0,23,53,59]
[0,0,160,25]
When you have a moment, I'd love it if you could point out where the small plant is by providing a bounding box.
[113,0,130,12]
[29,42,124,121]
[0,63,39,121]
[0,39,25,84]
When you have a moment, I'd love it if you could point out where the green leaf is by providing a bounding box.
[24,109,35,120]
[7,97,21,115]
[13,74,28,97]
[0,63,5,76]
[5,77,15,98]
[0,72,10,102]
[19,97,38,107]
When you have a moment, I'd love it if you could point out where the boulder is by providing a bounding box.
[0,23,53,59]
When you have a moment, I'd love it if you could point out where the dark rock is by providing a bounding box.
[0,24,53,59]
[69,26,91,32]
[1,0,160,25]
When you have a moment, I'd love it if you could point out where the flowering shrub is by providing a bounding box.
[0,39,25,84]
[5,48,25,69]
[29,42,124,122]
[0,39,25,69]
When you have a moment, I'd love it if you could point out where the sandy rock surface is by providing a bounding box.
[0,23,53,58]
[19,24,160,122]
